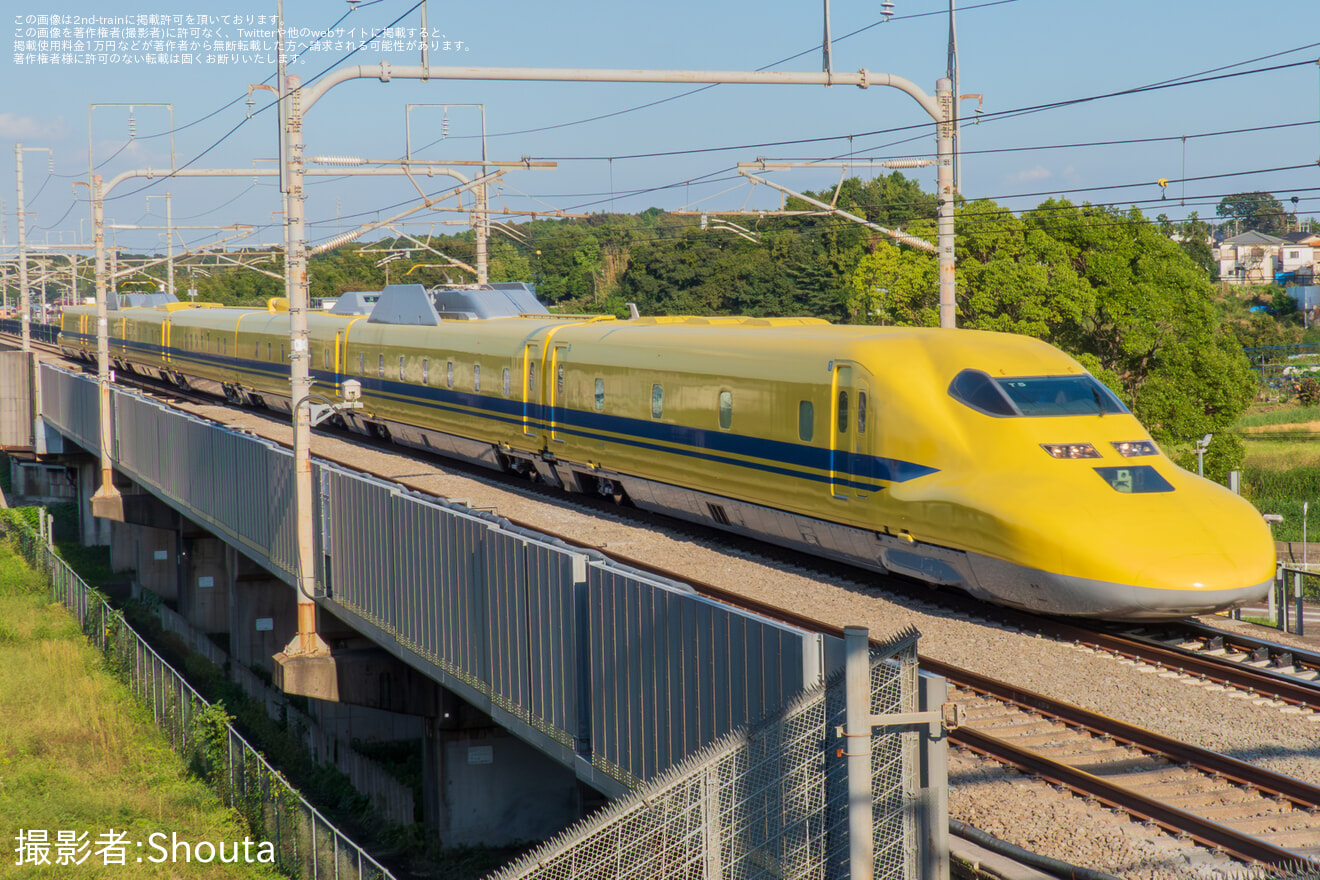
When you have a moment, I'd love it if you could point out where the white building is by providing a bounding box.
[1216,230,1288,284]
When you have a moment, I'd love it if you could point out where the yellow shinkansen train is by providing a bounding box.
[60,283,1275,619]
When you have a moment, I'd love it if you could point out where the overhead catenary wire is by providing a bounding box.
[16,13,1319,253]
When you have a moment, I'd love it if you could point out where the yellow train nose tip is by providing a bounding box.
[1135,552,1267,593]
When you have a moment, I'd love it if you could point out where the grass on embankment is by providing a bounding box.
[0,541,278,878]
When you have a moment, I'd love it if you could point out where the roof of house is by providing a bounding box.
[1221,230,1289,246]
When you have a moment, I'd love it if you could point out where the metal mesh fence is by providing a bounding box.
[0,511,397,880]
[488,628,921,880]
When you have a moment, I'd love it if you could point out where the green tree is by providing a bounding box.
[1217,191,1287,235]
[1157,211,1215,277]
[847,238,938,326]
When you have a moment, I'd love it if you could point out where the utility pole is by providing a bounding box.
[147,192,176,296]
[15,143,29,351]
[269,57,961,664]
[948,0,961,191]
[89,173,118,513]
[936,77,956,328]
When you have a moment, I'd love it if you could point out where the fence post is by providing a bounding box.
[844,626,874,880]
[1295,572,1305,637]
[918,673,951,880]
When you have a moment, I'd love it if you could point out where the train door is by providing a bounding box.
[829,362,872,500]
[522,342,540,438]
[548,342,569,445]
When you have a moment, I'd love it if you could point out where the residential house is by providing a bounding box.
[1277,231,1319,284]
[1216,230,1288,284]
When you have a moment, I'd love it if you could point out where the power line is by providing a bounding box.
[421,0,1024,149]
[103,1,427,204]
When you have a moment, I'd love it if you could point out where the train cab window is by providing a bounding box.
[950,369,1129,418]
[474,364,481,392]
[378,355,384,378]
[857,392,867,433]
[594,378,605,412]
[652,384,664,419]
[837,391,849,433]
[399,356,405,381]
[422,359,429,385]
[798,401,814,442]
[718,390,732,429]
[502,368,511,397]
[999,375,1128,416]
[446,360,454,389]
[948,369,1018,417]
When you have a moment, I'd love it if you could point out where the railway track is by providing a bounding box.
[1018,615,1320,715]
[925,657,1320,868]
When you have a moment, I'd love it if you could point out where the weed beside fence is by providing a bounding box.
[0,508,397,880]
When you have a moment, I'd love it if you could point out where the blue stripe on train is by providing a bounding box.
[64,331,940,489]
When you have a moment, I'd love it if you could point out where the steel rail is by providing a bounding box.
[920,655,1320,809]
[952,726,1304,868]
[1157,619,1320,675]
[1030,617,1320,711]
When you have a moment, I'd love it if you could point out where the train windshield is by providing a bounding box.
[950,370,1129,417]
[997,375,1128,416]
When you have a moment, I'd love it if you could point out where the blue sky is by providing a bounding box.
[3,0,1317,258]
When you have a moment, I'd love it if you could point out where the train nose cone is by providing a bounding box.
[1134,552,1270,612]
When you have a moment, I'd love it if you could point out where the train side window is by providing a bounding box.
[267,342,272,360]
[594,378,604,412]
[399,356,405,381]
[378,354,384,378]
[798,401,814,442]
[502,368,511,397]
[858,391,867,434]
[281,345,285,362]
[256,342,260,359]
[718,390,732,429]
[474,364,481,392]
[528,362,536,388]
[837,391,849,433]
[323,348,328,370]
[652,384,664,419]
[358,353,365,375]
[557,365,565,396]
[446,360,454,389]
[422,358,429,385]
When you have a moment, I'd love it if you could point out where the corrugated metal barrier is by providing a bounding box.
[488,630,923,880]
[37,363,833,792]
[0,350,34,449]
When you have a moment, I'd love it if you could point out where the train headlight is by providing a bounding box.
[1111,440,1158,457]
[1040,443,1101,459]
